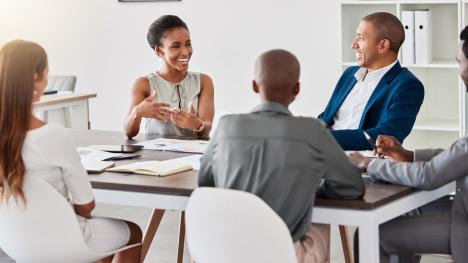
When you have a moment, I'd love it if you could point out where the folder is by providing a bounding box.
[401,11,415,65]
[415,10,432,64]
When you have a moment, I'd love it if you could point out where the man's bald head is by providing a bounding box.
[253,49,300,106]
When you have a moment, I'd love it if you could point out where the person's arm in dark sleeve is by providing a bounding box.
[330,77,424,150]
[317,125,365,199]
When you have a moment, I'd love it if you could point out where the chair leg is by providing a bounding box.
[141,209,165,262]
[177,211,186,263]
[339,225,353,263]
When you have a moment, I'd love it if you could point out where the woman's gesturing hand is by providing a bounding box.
[170,101,203,130]
[133,90,171,122]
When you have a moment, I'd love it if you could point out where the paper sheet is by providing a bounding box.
[135,138,208,154]
[77,147,120,161]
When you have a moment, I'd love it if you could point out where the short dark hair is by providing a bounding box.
[362,12,405,53]
[460,25,468,60]
[147,15,189,49]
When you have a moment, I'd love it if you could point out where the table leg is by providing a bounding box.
[42,111,49,122]
[339,225,353,263]
[86,99,91,129]
[64,107,72,128]
[141,209,165,262]
[177,211,186,263]
[359,223,379,263]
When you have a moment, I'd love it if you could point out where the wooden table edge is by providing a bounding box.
[35,92,97,107]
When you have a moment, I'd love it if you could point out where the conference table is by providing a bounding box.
[72,129,455,263]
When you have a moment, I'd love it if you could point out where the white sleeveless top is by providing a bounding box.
[142,72,201,136]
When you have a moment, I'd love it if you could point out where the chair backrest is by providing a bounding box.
[46,75,77,92]
[0,176,106,263]
[185,187,298,263]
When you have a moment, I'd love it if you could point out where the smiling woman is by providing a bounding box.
[123,15,215,139]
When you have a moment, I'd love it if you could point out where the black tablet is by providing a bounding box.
[89,145,143,153]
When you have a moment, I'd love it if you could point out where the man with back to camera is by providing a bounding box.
[198,49,364,262]
[349,25,468,263]
[319,12,424,150]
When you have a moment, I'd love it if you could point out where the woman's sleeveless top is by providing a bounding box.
[142,72,201,136]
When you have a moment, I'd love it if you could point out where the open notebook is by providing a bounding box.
[106,155,200,177]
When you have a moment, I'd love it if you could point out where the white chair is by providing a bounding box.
[0,176,139,263]
[185,187,298,263]
[46,75,77,92]
[41,75,77,126]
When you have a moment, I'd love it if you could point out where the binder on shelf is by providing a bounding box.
[401,11,415,65]
[414,10,432,64]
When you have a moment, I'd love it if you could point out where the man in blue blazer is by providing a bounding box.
[319,12,424,150]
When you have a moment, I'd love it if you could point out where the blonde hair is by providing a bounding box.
[0,40,48,203]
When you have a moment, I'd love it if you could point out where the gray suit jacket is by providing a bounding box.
[368,136,468,262]
[199,101,364,241]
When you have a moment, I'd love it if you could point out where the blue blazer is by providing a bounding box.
[319,62,424,150]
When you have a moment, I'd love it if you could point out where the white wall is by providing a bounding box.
[0,0,344,131]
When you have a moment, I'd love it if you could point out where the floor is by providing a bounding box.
[90,203,449,263]
[0,202,450,263]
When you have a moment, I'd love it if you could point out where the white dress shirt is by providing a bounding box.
[332,60,398,130]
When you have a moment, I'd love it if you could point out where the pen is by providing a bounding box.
[363,131,384,159]
[105,155,141,161]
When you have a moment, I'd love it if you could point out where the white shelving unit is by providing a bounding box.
[341,0,466,149]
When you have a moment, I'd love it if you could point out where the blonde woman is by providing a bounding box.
[0,40,142,263]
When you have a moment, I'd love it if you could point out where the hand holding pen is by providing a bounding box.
[374,135,414,162]
[363,131,385,159]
